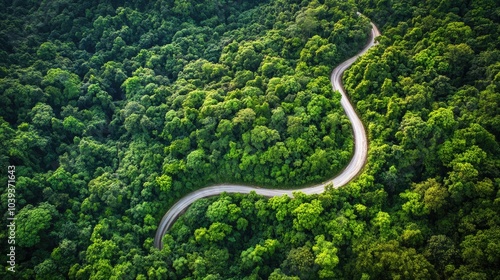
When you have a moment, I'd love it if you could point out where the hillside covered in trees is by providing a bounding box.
[1,0,499,279]
[1,0,367,278]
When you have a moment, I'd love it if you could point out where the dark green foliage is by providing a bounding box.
[0,0,367,278]
[1,0,499,279]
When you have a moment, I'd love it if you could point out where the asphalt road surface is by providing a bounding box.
[154,18,381,249]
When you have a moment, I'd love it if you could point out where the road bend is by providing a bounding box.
[154,18,381,249]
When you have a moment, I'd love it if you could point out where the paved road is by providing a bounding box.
[154,19,381,249]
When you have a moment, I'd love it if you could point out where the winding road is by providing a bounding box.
[154,19,380,249]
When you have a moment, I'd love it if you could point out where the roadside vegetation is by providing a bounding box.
[163,0,500,279]
[1,0,368,278]
[0,0,498,279]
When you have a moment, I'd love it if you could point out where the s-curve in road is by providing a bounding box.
[154,18,381,250]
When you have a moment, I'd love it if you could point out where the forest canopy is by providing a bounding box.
[1,0,500,279]
[1,0,370,278]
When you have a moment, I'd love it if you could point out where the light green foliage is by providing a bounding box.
[312,235,339,279]
[156,174,172,192]
[88,172,126,208]
[233,108,256,128]
[269,269,301,280]
[47,167,73,192]
[37,41,57,60]
[355,240,435,279]
[300,35,337,66]
[63,115,85,135]
[292,199,323,231]
[241,239,280,269]
[206,195,241,223]
[16,203,56,247]
[42,68,81,106]
[372,211,392,240]
[206,222,232,242]
[269,194,291,221]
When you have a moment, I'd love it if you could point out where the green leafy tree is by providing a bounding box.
[16,203,57,248]
[37,41,57,60]
[312,235,339,279]
[41,68,81,107]
[281,246,317,279]
[292,199,323,231]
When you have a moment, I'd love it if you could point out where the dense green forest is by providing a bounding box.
[1,0,499,279]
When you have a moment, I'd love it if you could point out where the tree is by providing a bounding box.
[233,108,256,130]
[63,115,85,135]
[295,6,321,39]
[248,125,280,151]
[186,149,209,174]
[47,167,73,193]
[37,41,57,60]
[88,172,126,209]
[233,45,262,71]
[300,35,337,66]
[424,235,458,276]
[206,195,242,223]
[35,259,63,280]
[281,246,316,279]
[269,269,300,280]
[292,199,323,231]
[42,68,81,107]
[371,211,393,240]
[460,228,500,273]
[206,222,232,242]
[355,240,436,279]
[156,174,172,193]
[241,239,280,270]
[16,203,57,248]
[30,103,55,130]
[312,235,339,279]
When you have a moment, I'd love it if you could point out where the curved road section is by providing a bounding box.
[154,19,381,249]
